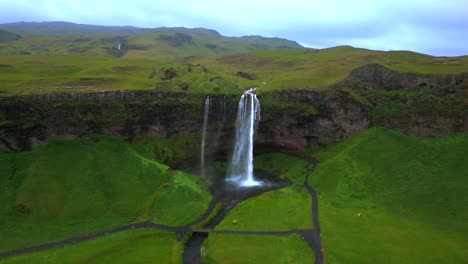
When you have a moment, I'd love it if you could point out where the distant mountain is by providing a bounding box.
[0,21,150,36]
[0,21,303,59]
[0,29,21,42]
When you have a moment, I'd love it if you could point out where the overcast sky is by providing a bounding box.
[1,0,467,56]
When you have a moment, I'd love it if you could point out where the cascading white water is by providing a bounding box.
[228,88,262,187]
[117,42,122,51]
[200,96,211,177]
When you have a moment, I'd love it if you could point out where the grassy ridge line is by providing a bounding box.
[0,137,211,253]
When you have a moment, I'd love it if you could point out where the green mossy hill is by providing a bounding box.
[213,47,468,92]
[308,127,467,263]
[0,229,183,264]
[203,234,314,264]
[0,137,211,253]
[309,127,467,226]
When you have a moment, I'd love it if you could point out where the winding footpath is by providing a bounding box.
[0,162,323,264]
[303,162,324,264]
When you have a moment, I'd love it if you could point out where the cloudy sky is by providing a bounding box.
[1,0,467,56]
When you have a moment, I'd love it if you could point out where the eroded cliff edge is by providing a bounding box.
[0,64,466,159]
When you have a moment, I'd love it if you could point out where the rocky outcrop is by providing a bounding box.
[335,63,467,137]
[339,63,467,91]
[257,91,369,153]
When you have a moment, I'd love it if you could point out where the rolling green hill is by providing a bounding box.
[0,137,211,253]
[0,22,466,96]
[0,47,466,96]
[308,127,468,263]
[0,22,302,60]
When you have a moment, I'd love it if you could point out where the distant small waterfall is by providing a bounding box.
[228,88,262,187]
[200,95,227,177]
[117,43,121,51]
[200,96,211,177]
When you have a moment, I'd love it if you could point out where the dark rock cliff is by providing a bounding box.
[0,63,465,155]
[339,63,467,91]
[0,90,369,154]
[336,63,466,137]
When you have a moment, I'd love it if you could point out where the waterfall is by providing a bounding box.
[200,95,228,178]
[228,88,262,187]
[200,96,211,177]
[117,43,121,51]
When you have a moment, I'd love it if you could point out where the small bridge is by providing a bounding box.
[192,228,213,234]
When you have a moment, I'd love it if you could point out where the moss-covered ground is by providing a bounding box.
[0,137,211,252]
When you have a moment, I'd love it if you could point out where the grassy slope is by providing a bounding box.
[0,229,183,264]
[308,127,467,263]
[210,47,468,93]
[203,234,314,264]
[0,137,211,252]
[254,152,312,184]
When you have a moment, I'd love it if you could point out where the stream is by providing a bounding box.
[182,169,290,264]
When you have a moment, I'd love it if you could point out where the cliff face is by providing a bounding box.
[0,92,207,151]
[0,64,465,155]
[257,91,369,153]
[337,63,466,137]
[0,90,369,154]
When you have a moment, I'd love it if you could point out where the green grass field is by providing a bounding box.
[0,137,211,253]
[309,127,468,263]
[0,229,183,264]
[215,185,312,231]
[203,234,314,264]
